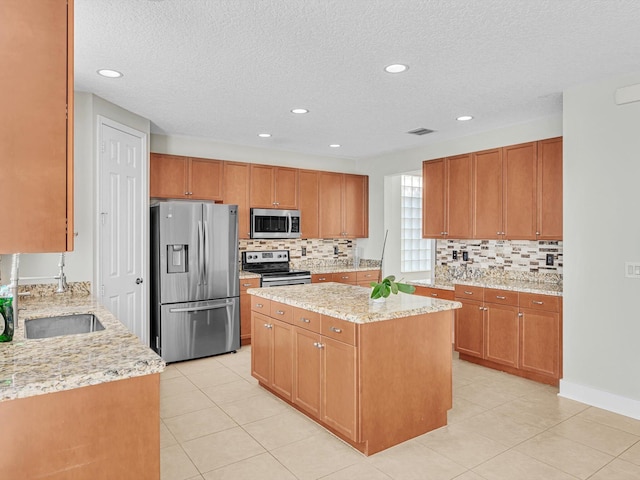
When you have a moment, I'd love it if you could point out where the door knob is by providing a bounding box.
[136,278,143,284]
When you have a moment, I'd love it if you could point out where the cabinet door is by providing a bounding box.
[473,148,503,239]
[150,153,188,198]
[224,162,251,239]
[240,278,260,345]
[251,312,272,385]
[271,319,294,400]
[319,172,344,238]
[519,308,560,378]
[189,157,223,201]
[422,159,446,238]
[249,164,275,208]
[503,143,537,239]
[537,137,563,240]
[446,154,473,239]
[484,303,519,367]
[292,328,322,417]
[343,174,368,238]
[455,299,484,358]
[322,337,358,441]
[274,167,299,209]
[299,170,319,238]
[1,0,73,253]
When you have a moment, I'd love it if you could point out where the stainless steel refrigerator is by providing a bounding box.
[150,201,240,362]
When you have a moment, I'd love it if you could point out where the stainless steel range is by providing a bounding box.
[241,250,311,287]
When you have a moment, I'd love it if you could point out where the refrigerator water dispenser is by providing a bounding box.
[167,245,188,273]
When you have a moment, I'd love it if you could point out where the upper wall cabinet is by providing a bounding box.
[423,154,473,239]
[299,170,320,238]
[150,153,223,201]
[473,148,504,239]
[536,137,563,240]
[223,162,251,239]
[319,173,368,238]
[249,165,299,209]
[0,0,74,253]
[503,142,537,239]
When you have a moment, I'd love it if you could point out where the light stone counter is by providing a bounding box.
[239,270,261,280]
[0,294,164,402]
[247,282,461,324]
[306,265,380,275]
[408,278,563,296]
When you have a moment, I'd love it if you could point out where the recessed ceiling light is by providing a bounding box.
[457,115,474,121]
[97,69,123,78]
[258,133,271,138]
[291,108,309,114]
[329,144,341,148]
[384,64,408,74]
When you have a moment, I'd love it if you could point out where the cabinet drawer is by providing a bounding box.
[251,296,270,313]
[321,315,357,346]
[454,285,484,301]
[332,272,356,284]
[312,273,332,283]
[519,293,561,312]
[414,286,455,301]
[484,288,518,306]
[240,277,260,291]
[356,270,378,283]
[270,301,294,323]
[293,307,321,333]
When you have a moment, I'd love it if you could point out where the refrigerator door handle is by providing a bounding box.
[197,220,204,286]
[169,302,234,314]
[204,220,210,285]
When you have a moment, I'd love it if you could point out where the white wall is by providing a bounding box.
[356,116,563,267]
[0,93,151,288]
[560,72,640,418]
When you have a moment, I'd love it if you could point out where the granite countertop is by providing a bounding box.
[408,278,563,296]
[0,295,165,402]
[306,265,380,275]
[239,271,261,280]
[247,282,461,324]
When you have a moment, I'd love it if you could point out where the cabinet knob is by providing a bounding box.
[313,342,324,349]
[518,312,524,317]
[536,231,540,236]
[264,323,273,329]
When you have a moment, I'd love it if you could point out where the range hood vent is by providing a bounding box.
[407,128,435,136]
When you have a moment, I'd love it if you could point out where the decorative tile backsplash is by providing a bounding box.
[436,239,563,283]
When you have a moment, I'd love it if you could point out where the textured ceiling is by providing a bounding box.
[74,0,640,160]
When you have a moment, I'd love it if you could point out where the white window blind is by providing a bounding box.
[401,175,432,273]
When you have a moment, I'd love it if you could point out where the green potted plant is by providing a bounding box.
[370,275,415,300]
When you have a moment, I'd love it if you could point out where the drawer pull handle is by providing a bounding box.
[313,342,324,349]
[496,295,506,300]
[431,293,438,297]
[532,301,544,305]
[329,326,342,333]
[275,310,285,315]
[300,318,311,323]
[264,323,273,329]
[464,291,473,295]
[256,303,263,308]
[318,277,326,281]
[242,283,253,287]
[341,276,348,279]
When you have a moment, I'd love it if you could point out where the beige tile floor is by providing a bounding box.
[159,348,640,480]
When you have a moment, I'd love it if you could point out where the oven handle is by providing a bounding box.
[262,275,311,282]
[169,302,234,313]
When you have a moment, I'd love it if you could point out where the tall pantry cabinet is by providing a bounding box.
[0,0,74,253]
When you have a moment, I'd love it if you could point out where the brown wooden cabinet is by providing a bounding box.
[537,137,563,239]
[240,277,260,345]
[150,154,223,201]
[223,161,251,239]
[413,285,455,301]
[299,170,320,238]
[455,285,562,385]
[319,173,369,238]
[503,142,537,239]
[422,154,473,239]
[250,165,299,209]
[473,148,504,239]
[356,270,378,287]
[1,0,74,253]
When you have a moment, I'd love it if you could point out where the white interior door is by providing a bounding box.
[98,117,147,344]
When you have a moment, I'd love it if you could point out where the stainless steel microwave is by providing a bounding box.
[250,208,301,239]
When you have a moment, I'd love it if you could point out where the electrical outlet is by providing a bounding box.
[462,251,469,261]
[546,254,554,266]
[625,262,640,278]
[301,246,306,256]
[333,246,339,255]
[452,250,458,260]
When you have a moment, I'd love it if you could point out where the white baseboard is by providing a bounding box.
[559,379,640,420]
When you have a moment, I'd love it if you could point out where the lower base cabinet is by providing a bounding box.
[251,295,453,455]
[240,277,260,345]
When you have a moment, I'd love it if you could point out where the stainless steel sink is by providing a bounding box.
[25,313,105,339]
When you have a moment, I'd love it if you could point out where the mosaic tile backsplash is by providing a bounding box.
[436,239,563,284]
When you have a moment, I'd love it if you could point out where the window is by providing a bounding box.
[400,175,432,273]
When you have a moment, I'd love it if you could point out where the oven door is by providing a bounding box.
[261,275,311,287]
[251,208,301,239]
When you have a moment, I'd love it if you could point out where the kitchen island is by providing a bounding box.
[248,282,461,455]
[0,291,164,479]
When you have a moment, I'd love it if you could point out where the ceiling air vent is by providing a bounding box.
[407,128,435,136]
